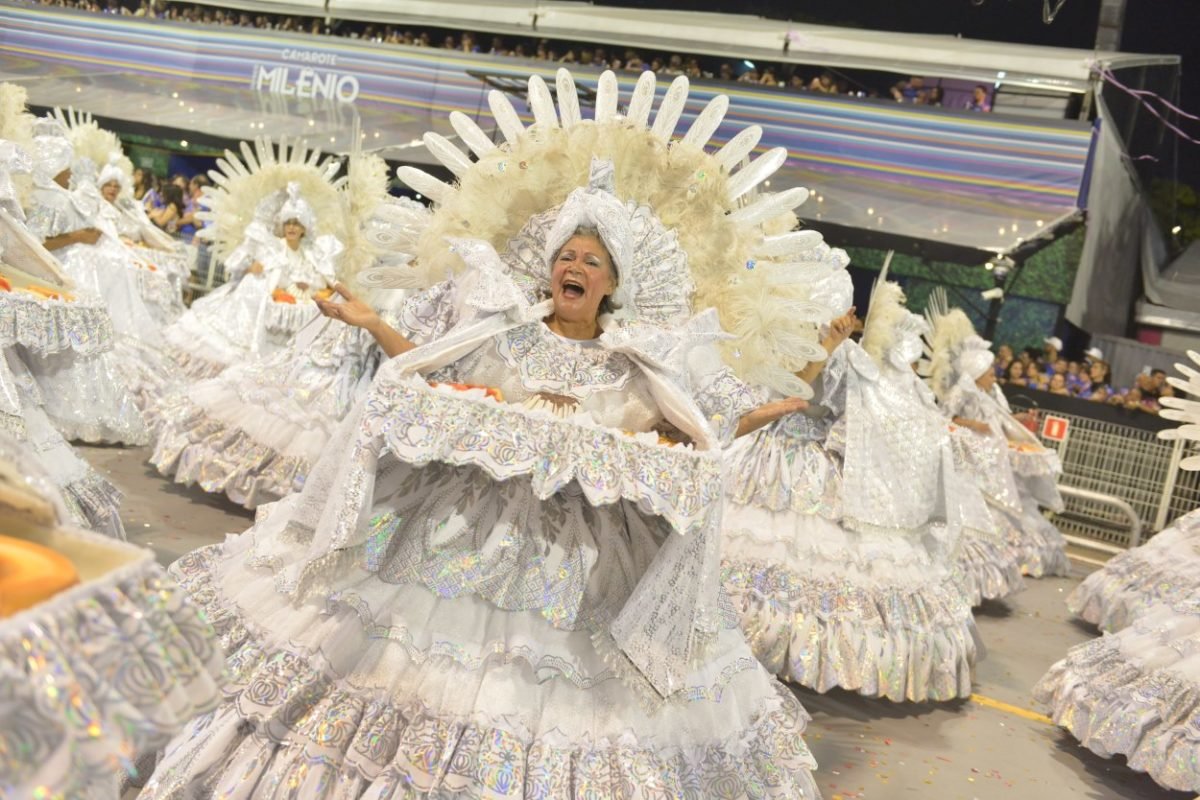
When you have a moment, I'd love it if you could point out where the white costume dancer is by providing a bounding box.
[925,299,1069,578]
[722,276,979,701]
[1034,350,1200,793]
[0,90,146,446]
[152,186,422,510]
[137,70,833,799]
[162,168,343,380]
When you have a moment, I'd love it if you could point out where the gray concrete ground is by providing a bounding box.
[83,444,1191,800]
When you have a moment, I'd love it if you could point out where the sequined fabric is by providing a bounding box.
[0,290,114,357]
[140,546,818,800]
[151,320,377,508]
[0,528,224,799]
[1068,509,1200,632]
[1034,599,1200,793]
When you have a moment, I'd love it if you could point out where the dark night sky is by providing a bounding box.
[602,0,1198,183]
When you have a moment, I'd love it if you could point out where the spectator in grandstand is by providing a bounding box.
[760,67,779,86]
[150,183,185,232]
[994,343,1014,378]
[176,173,209,243]
[719,63,735,81]
[1040,336,1063,371]
[666,54,684,75]
[1065,361,1087,393]
[890,75,926,103]
[1049,373,1070,396]
[967,85,993,113]
[131,167,149,202]
[810,71,837,94]
[925,87,945,107]
[738,67,760,83]
[1004,360,1027,387]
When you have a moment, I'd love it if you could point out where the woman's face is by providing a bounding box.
[100,180,121,203]
[550,234,616,325]
[1089,361,1105,382]
[1007,362,1024,380]
[282,219,306,246]
[975,367,997,391]
[1050,374,1066,391]
[998,344,1013,362]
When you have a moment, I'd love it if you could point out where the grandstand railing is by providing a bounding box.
[1005,386,1196,548]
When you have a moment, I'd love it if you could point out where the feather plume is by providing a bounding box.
[921,289,981,400]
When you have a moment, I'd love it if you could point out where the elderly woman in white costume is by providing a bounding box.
[95,156,193,297]
[721,276,985,702]
[932,321,1069,578]
[151,197,427,509]
[1034,352,1200,794]
[162,181,341,379]
[138,147,821,797]
[24,119,177,341]
[0,143,125,536]
[9,121,146,445]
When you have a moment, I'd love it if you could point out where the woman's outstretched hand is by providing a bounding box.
[316,283,382,330]
[317,283,416,358]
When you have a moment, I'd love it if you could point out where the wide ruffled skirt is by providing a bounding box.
[1068,509,1200,632]
[951,506,1025,607]
[720,423,977,702]
[59,241,182,341]
[162,279,319,380]
[151,323,375,509]
[21,345,148,446]
[1006,494,1070,578]
[1034,600,1200,793]
[140,394,819,798]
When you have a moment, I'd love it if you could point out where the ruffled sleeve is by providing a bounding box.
[24,188,75,240]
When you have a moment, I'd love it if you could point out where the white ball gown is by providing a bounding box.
[1034,351,1200,792]
[160,221,340,380]
[138,239,819,798]
[722,324,979,702]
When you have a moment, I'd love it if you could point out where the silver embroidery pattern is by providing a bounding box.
[0,531,224,797]
[496,323,634,399]
[0,291,114,356]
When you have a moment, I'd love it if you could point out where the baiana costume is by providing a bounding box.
[924,296,1068,578]
[137,69,834,799]
[722,274,980,702]
[1034,350,1200,793]
[152,151,421,509]
[161,141,350,380]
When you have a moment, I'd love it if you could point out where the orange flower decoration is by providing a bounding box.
[272,289,297,304]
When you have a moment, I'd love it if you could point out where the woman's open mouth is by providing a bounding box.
[561,278,585,299]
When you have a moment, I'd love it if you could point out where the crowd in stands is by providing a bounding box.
[38,0,995,112]
[996,336,1171,415]
[133,168,209,243]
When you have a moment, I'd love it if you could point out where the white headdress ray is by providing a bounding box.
[391,67,850,397]
[1159,351,1200,470]
[921,287,995,398]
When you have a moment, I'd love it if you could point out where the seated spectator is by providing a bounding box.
[665,54,684,75]
[994,343,1014,378]
[810,71,837,94]
[1088,386,1109,403]
[150,183,185,232]
[1040,336,1062,372]
[1150,368,1167,398]
[924,87,945,107]
[1004,360,1027,387]
[1048,373,1070,396]
[738,68,760,83]
[760,67,778,86]
[649,57,665,73]
[890,75,926,103]
[788,73,806,91]
[967,85,992,113]
[1027,371,1049,392]
[719,63,735,81]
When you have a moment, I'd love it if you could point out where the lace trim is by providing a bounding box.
[369,376,723,538]
[265,300,320,336]
[0,528,224,797]
[496,322,634,400]
[1035,623,1200,793]
[142,632,817,800]
[0,291,114,356]
[151,398,308,509]
[722,557,978,701]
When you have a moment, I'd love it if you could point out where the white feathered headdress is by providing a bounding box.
[1159,351,1200,470]
[861,255,929,371]
[385,68,851,397]
[920,287,994,399]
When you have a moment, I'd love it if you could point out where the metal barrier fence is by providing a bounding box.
[1007,390,1200,548]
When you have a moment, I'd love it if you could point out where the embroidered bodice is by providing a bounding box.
[430,321,662,433]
